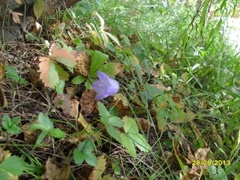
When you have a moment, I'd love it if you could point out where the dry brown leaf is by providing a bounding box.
[150,84,171,92]
[53,94,79,119]
[66,86,80,98]
[22,121,40,144]
[79,90,97,114]
[172,95,184,109]
[41,158,71,180]
[11,11,23,25]
[89,155,107,180]
[136,118,153,132]
[74,51,90,76]
[112,93,131,117]
[0,63,4,83]
[0,86,7,109]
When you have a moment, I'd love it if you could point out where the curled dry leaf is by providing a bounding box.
[53,94,79,119]
[11,11,23,25]
[74,51,90,76]
[22,121,39,144]
[112,93,131,117]
[41,158,71,180]
[136,118,154,132]
[79,90,97,114]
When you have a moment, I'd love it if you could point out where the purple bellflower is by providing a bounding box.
[92,71,119,100]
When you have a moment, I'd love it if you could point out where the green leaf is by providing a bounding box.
[33,0,44,20]
[120,134,136,158]
[0,156,28,176]
[5,65,28,85]
[49,128,66,138]
[89,51,108,75]
[123,117,138,134]
[34,131,48,147]
[71,75,86,84]
[84,152,98,166]
[106,126,122,143]
[99,62,123,77]
[38,113,54,131]
[73,140,97,166]
[55,80,65,94]
[73,150,84,165]
[55,64,69,81]
[98,102,111,121]
[128,133,152,152]
[2,115,21,135]
[106,116,124,128]
[0,170,10,180]
[105,32,121,46]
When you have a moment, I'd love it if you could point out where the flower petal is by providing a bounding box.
[93,71,119,100]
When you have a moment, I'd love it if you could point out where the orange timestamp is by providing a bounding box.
[192,160,231,166]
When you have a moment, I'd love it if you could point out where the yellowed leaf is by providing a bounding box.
[77,113,93,133]
[15,0,22,4]
[38,57,59,88]
[0,86,8,109]
[89,155,107,180]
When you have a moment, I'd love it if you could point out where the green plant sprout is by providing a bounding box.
[73,140,98,166]
[30,113,66,148]
[2,115,21,135]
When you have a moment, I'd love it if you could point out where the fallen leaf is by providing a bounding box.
[53,94,79,119]
[0,86,7,109]
[77,113,93,133]
[15,0,22,4]
[112,93,131,117]
[22,121,39,144]
[11,11,23,25]
[79,90,97,114]
[38,57,59,88]
[89,155,107,180]
[41,158,71,180]
[0,63,5,83]
[136,118,154,132]
[74,51,90,76]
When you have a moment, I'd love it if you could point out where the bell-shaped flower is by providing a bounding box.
[92,71,119,100]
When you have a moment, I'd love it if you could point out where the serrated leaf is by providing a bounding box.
[51,48,77,68]
[55,80,65,94]
[128,133,152,152]
[107,116,123,128]
[71,75,86,84]
[98,102,111,121]
[74,140,97,166]
[89,51,108,75]
[89,155,106,180]
[2,115,21,135]
[49,128,66,138]
[73,150,84,165]
[0,156,28,176]
[38,113,54,131]
[84,152,98,166]
[106,126,122,143]
[5,65,28,85]
[120,134,136,158]
[123,117,138,134]
[39,57,59,88]
[34,0,44,19]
